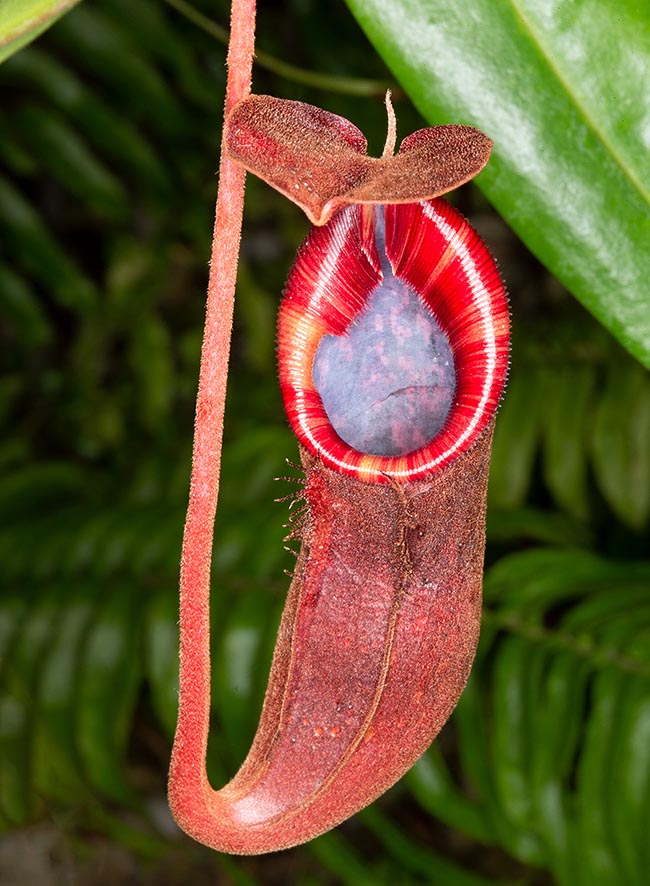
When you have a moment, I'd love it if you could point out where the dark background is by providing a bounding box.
[1,1,649,884]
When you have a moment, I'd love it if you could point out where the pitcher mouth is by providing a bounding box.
[278,199,509,482]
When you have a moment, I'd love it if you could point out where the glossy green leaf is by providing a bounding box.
[1,1,649,877]
[345,0,650,366]
[0,0,82,64]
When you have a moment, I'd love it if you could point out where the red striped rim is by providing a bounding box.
[278,198,509,483]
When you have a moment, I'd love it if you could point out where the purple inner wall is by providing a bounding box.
[312,213,456,457]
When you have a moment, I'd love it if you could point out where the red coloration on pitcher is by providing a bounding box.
[278,199,509,481]
[172,433,493,854]
[170,180,509,853]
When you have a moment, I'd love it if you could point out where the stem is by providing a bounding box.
[162,0,397,99]
[382,90,397,158]
[168,0,255,835]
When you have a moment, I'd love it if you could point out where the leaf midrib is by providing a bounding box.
[509,0,650,206]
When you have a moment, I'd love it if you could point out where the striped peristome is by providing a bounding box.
[278,198,509,483]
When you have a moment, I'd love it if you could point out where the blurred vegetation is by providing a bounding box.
[0,1,649,884]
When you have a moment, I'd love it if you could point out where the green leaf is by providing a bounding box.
[50,5,186,138]
[0,591,30,830]
[0,0,82,64]
[360,805,505,886]
[486,507,593,548]
[0,174,97,312]
[561,586,650,645]
[4,48,169,195]
[76,580,142,804]
[102,0,217,110]
[236,259,277,374]
[607,676,650,884]
[0,265,51,347]
[574,668,627,885]
[484,548,650,618]
[591,359,650,530]
[145,586,179,738]
[32,583,98,804]
[406,745,494,844]
[541,362,595,520]
[453,674,517,852]
[487,366,543,509]
[213,591,268,764]
[490,635,544,864]
[345,0,650,366]
[310,829,379,886]
[471,549,650,882]
[0,695,30,824]
[13,105,128,219]
[0,461,90,522]
[128,313,174,430]
[530,653,589,885]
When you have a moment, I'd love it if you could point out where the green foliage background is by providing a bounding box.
[0,1,649,884]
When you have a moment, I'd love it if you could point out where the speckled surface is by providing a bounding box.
[313,275,455,456]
